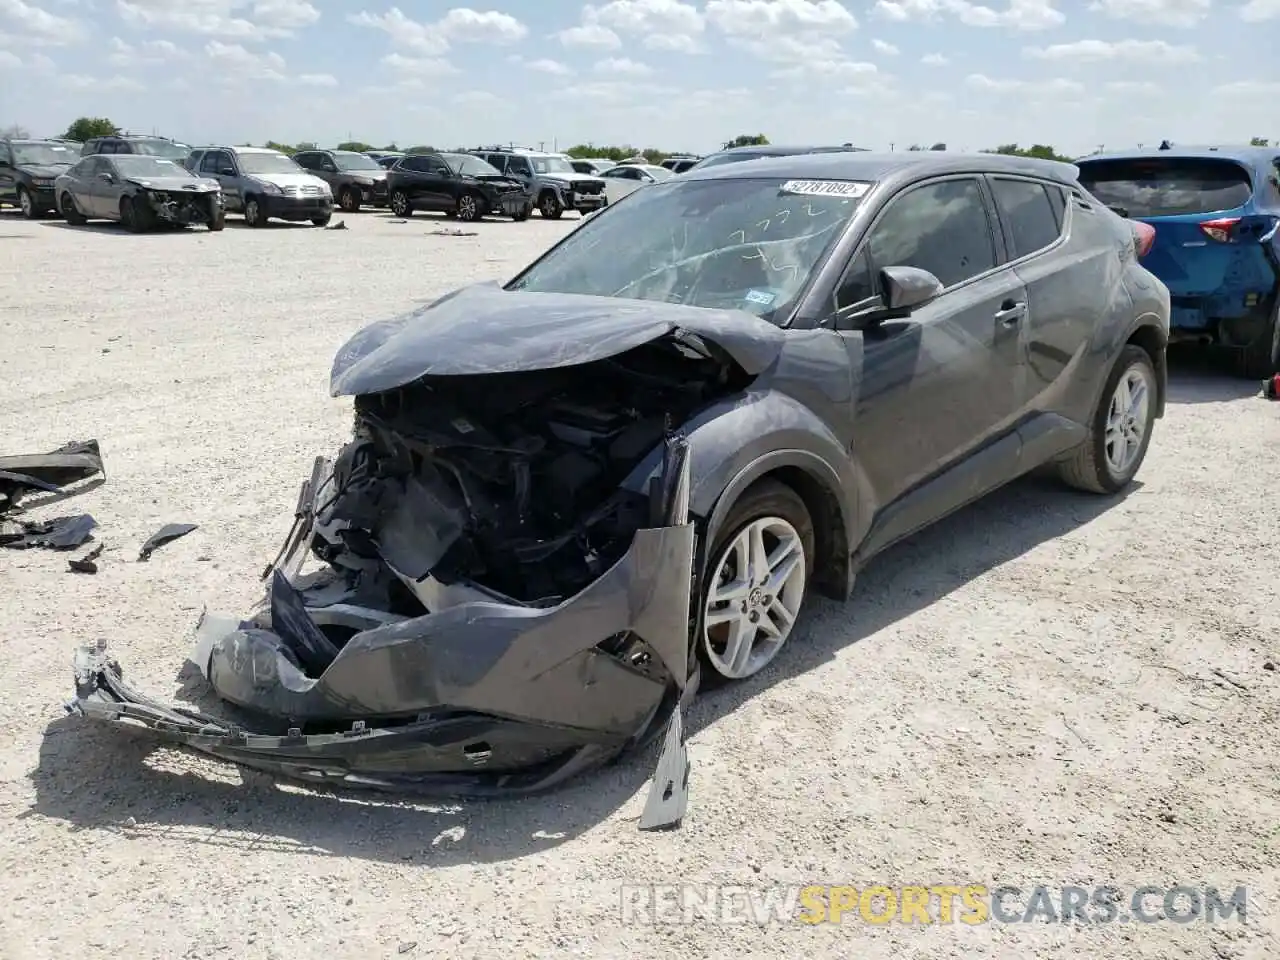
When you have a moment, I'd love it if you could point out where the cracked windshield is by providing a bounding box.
[111,156,192,178]
[508,177,868,324]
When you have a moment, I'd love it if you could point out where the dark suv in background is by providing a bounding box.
[293,149,389,212]
[0,137,78,217]
[80,135,191,162]
[386,151,532,222]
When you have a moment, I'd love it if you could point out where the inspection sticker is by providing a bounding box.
[744,289,776,306]
[780,179,870,198]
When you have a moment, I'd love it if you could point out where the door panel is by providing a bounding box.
[833,176,1028,507]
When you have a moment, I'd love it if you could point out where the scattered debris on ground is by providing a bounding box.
[68,543,105,574]
[137,522,198,561]
[325,220,347,230]
[1,514,97,550]
[0,438,104,513]
[1259,373,1280,399]
[430,228,478,237]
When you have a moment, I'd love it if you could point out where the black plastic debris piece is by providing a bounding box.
[137,523,198,561]
[0,439,105,512]
[69,543,105,574]
[430,228,478,237]
[1,514,98,550]
[268,568,340,675]
[325,220,347,230]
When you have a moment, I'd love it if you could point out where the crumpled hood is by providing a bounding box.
[126,175,219,191]
[19,163,71,178]
[329,283,786,397]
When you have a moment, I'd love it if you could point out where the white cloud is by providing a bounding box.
[1211,79,1280,96]
[594,56,652,75]
[1087,0,1210,26]
[965,72,1084,94]
[705,0,859,34]
[0,48,19,67]
[117,0,320,41]
[60,73,147,92]
[1240,0,1280,19]
[108,36,186,66]
[453,90,502,105]
[580,0,705,51]
[873,0,1064,30]
[773,58,878,82]
[349,6,525,56]
[0,0,83,44]
[872,38,899,54]
[1025,38,1201,64]
[921,52,948,64]
[298,72,336,86]
[381,52,457,76]
[1105,80,1159,94]
[510,53,574,75]
[204,38,286,79]
[553,22,621,47]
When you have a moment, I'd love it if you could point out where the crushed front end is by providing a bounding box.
[66,341,718,803]
[145,185,223,226]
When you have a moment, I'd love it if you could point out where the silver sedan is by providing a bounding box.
[55,154,225,232]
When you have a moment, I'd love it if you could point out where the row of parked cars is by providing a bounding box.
[2,133,1277,377]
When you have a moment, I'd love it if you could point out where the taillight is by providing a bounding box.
[1132,220,1155,257]
[1199,217,1240,243]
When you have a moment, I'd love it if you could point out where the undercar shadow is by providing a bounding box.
[26,472,1135,866]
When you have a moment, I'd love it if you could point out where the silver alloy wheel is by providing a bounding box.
[245,199,261,225]
[703,516,807,680]
[390,191,407,216]
[457,194,478,220]
[18,187,32,216]
[1104,365,1152,477]
[539,193,559,217]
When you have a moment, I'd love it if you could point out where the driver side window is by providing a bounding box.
[835,177,997,311]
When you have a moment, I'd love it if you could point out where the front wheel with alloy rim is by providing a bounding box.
[389,190,412,217]
[18,186,38,219]
[243,197,266,227]
[338,187,360,213]
[700,480,814,682]
[1056,344,1157,494]
[538,191,563,220]
[456,192,483,222]
[60,193,86,225]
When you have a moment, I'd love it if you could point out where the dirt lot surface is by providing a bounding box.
[1,208,1278,960]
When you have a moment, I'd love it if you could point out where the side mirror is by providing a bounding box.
[836,265,943,330]
[880,265,943,312]
[97,172,114,183]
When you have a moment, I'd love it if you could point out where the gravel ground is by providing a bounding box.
[1,208,1278,960]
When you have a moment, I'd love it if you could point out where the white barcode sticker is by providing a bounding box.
[780,179,870,198]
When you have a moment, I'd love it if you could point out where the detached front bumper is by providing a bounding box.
[65,437,696,802]
[493,192,532,217]
[567,192,606,213]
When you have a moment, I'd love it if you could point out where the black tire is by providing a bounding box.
[121,195,151,233]
[697,479,814,684]
[338,187,360,213]
[1233,303,1280,380]
[389,190,412,217]
[456,191,483,222]
[511,205,530,222]
[311,213,332,227]
[243,195,267,227]
[537,190,563,220]
[17,185,39,219]
[61,192,86,225]
[1055,344,1158,494]
[208,202,226,231]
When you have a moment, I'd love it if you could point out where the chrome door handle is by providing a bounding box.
[994,301,1026,326]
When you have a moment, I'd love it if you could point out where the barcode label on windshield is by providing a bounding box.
[780,179,869,198]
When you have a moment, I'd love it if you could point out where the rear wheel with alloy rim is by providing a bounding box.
[339,187,360,212]
[456,192,482,222]
[1056,344,1157,493]
[538,191,563,219]
[18,186,38,219]
[389,190,411,217]
[700,480,813,682]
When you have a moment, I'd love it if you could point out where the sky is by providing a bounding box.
[1,0,1278,157]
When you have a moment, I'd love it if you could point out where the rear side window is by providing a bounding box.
[990,178,1062,259]
[866,178,997,289]
[1077,158,1253,217]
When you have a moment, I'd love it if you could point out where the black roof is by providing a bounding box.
[685,150,1080,186]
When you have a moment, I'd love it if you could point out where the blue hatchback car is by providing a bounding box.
[1076,144,1280,378]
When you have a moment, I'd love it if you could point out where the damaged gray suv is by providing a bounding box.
[69,152,1170,814]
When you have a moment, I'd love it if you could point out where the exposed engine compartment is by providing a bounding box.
[144,189,220,225]
[310,334,749,606]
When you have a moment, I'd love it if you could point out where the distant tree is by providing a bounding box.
[983,142,1072,162]
[907,144,924,151]
[380,143,399,152]
[62,117,118,141]
[405,145,437,154]
[295,141,316,151]
[336,140,373,152]
[724,133,769,148]
[929,142,947,151]
[263,140,297,155]
[1250,136,1270,147]
[1,123,30,138]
